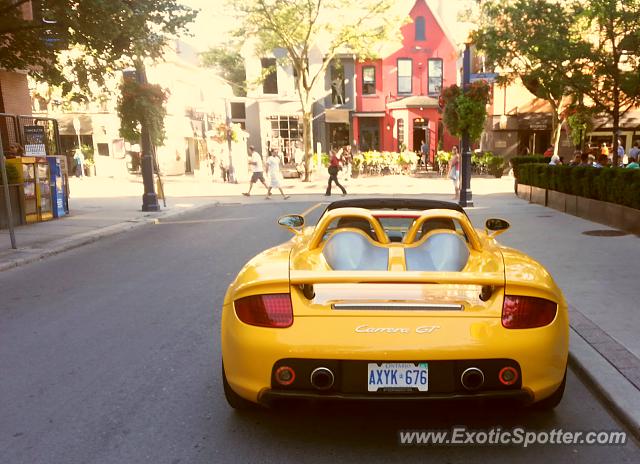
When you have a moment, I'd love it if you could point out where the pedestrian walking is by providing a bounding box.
[265,150,290,200]
[420,140,428,168]
[448,148,460,200]
[325,149,347,196]
[73,149,84,178]
[341,145,352,181]
[208,152,216,179]
[243,145,268,196]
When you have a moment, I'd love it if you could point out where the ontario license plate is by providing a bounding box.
[367,362,429,392]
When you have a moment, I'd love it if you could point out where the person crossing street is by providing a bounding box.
[325,149,347,197]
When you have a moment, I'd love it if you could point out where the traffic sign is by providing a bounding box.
[470,72,499,83]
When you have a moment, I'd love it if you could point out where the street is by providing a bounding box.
[1,200,638,464]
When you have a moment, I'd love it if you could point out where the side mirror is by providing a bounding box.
[485,218,510,237]
[278,214,305,234]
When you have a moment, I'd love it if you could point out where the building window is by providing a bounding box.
[362,66,376,95]
[230,102,246,119]
[428,59,443,97]
[330,60,345,105]
[268,115,301,162]
[397,59,412,95]
[397,119,405,151]
[415,16,425,41]
[261,58,278,94]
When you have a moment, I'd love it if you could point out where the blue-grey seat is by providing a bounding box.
[322,231,388,271]
[405,232,469,272]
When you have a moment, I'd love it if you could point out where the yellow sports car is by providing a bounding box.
[221,199,568,410]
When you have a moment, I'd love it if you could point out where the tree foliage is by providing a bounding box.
[442,82,491,144]
[471,0,586,154]
[201,43,247,97]
[117,79,168,146]
[471,0,640,164]
[229,0,401,180]
[0,0,197,92]
[571,0,640,165]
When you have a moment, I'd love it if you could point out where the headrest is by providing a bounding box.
[420,218,456,239]
[336,216,377,240]
[322,231,388,271]
[405,232,469,272]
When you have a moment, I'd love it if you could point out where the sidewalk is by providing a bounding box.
[1,173,639,435]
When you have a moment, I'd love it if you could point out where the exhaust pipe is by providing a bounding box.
[310,367,334,390]
[460,367,485,391]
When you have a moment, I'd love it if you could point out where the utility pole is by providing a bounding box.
[224,98,236,183]
[0,138,17,249]
[459,43,474,208]
[134,60,160,212]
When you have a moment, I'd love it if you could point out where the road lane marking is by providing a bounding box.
[300,202,327,217]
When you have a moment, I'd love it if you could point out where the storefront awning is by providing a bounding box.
[325,108,350,124]
[387,95,439,110]
[592,110,640,130]
[352,112,385,118]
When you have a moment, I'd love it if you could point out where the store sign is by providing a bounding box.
[23,125,47,157]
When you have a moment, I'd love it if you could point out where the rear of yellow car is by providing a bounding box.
[221,250,569,409]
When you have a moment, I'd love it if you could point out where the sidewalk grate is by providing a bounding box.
[570,305,640,390]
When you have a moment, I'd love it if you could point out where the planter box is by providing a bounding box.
[565,194,578,216]
[530,186,547,206]
[516,184,531,202]
[547,190,566,213]
[621,204,640,235]
[514,184,640,235]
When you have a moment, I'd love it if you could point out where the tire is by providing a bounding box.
[532,369,566,411]
[222,362,255,410]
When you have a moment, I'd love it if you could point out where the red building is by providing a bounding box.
[353,0,459,162]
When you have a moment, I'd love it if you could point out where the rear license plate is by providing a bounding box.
[367,362,428,392]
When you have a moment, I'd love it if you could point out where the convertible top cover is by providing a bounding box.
[324,198,467,215]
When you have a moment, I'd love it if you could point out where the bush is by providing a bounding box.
[510,156,548,179]
[483,152,505,178]
[515,163,640,210]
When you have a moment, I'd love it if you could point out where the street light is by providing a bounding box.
[459,42,474,208]
[133,60,160,212]
[72,117,81,149]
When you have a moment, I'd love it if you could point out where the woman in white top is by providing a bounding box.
[265,150,290,199]
[448,146,460,200]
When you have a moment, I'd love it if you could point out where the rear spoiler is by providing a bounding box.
[289,270,505,287]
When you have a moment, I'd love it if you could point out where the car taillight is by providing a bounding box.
[502,295,557,329]
[234,294,293,328]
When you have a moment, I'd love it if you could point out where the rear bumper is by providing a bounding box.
[221,304,569,405]
[259,388,534,406]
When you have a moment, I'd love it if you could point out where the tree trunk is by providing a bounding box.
[302,110,313,182]
[612,102,620,167]
[552,107,561,157]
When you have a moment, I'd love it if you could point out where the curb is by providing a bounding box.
[0,201,219,273]
[568,328,640,440]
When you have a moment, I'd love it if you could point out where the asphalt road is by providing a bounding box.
[0,201,638,464]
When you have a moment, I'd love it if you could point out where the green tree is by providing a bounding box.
[230,0,400,181]
[442,81,491,144]
[0,0,197,91]
[471,0,586,156]
[572,0,640,166]
[201,43,247,97]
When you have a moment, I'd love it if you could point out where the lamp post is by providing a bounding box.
[72,117,82,150]
[459,43,474,207]
[224,98,236,183]
[134,60,160,212]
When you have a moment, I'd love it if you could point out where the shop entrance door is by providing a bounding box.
[359,118,380,152]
